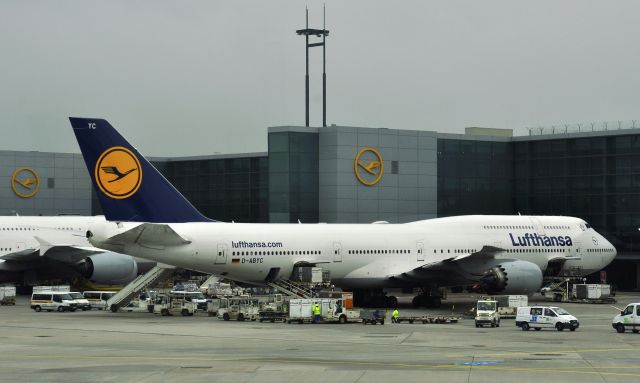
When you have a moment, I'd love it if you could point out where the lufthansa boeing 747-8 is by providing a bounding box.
[69,118,617,307]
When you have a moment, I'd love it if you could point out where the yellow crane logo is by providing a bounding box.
[11,168,40,198]
[354,147,384,186]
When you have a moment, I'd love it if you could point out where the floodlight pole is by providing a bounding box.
[296,7,329,127]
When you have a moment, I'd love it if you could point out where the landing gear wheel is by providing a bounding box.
[521,322,530,331]
[616,324,625,333]
[387,296,398,308]
[430,297,442,308]
[412,296,421,308]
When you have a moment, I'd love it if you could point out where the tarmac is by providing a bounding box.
[1,293,640,383]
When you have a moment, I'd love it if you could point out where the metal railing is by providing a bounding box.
[521,120,640,136]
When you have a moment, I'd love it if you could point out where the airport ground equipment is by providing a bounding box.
[152,293,197,316]
[360,309,387,325]
[394,315,460,324]
[83,290,117,310]
[170,290,208,311]
[542,280,614,304]
[33,285,70,293]
[515,306,579,331]
[217,296,259,321]
[258,294,288,322]
[492,295,528,318]
[612,303,640,333]
[68,292,92,311]
[106,263,176,312]
[0,286,16,305]
[207,298,221,317]
[287,298,358,324]
[267,279,314,299]
[475,299,500,328]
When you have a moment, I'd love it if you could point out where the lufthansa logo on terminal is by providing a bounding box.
[354,147,383,186]
[95,146,142,199]
[11,167,40,198]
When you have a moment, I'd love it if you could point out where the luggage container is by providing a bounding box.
[0,286,16,306]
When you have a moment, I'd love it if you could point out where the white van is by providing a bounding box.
[30,292,77,312]
[68,292,92,311]
[82,291,117,310]
[612,303,640,333]
[515,306,579,331]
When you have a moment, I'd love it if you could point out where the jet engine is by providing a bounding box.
[479,260,543,295]
[78,252,138,285]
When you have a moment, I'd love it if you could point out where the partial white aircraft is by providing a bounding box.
[0,215,151,285]
[70,118,617,307]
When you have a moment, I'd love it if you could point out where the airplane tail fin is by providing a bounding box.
[69,117,212,223]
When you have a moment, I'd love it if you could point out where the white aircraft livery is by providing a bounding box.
[69,118,617,307]
[0,215,148,285]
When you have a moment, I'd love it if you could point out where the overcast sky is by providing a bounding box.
[1,1,639,156]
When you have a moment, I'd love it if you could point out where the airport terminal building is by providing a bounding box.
[2,124,639,289]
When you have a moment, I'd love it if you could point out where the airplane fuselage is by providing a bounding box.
[91,215,616,289]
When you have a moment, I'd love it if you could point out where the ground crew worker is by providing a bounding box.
[312,303,322,323]
[392,309,399,323]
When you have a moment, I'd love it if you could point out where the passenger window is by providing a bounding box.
[531,308,542,316]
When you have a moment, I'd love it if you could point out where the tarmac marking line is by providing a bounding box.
[446,347,637,358]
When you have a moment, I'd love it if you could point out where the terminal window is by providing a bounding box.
[47,178,55,189]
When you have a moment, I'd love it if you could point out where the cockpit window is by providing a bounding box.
[585,223,592,229]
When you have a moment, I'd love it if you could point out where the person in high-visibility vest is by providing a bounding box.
[392,309,399,323]
[312,303,322,323]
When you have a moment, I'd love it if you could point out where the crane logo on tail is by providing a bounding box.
[95,146,142,199]
[354,147,384,186]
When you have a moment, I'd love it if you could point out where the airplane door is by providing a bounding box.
[417,242,424,262]
[333,242,342,262]
[529,217,546,236]
[215,244,228,264]
[16,242,25,252]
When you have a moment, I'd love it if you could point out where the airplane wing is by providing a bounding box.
[104,223,191,248]
[0,248,40,262]
[389,245,507,286]
[0,237,103,264]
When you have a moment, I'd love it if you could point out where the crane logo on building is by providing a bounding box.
[95,146,142,199]
[11,167,40,198]
[354,147,384,186]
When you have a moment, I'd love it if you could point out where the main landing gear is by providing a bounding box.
[353,289,398,308]
[412,287,444,308]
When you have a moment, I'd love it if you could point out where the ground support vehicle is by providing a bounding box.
[170,290,208,311]
[516,306,579,331]
[360,309,387,325]
[475,299,500,328]
[612,303,640,333]
[492,295,528,318]
[394,315,460,324]
[287,298,358,324]
[218,296,259,321]
[259,309,288,323]
[153,294,198,316]
[68,292,92,311]
[82,291,117,310]
[0,286,16,305]
[542,280,615,304]
[207,298,221,317]
[30,292,77,312]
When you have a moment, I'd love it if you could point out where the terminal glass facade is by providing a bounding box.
[268,131,319,223]
[437,139,513,216]
[157,157,268,222]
